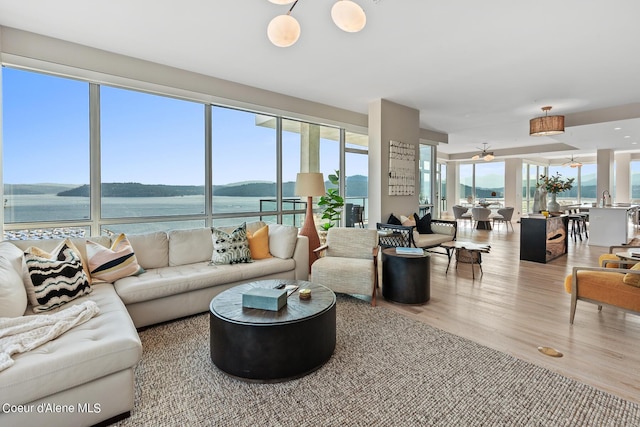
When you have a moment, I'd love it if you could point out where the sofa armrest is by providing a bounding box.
[376,223,415,248]
[292,235,309,280]
[430,219,457,240]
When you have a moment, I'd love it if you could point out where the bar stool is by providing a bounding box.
[571,209,589,239]
[564,210,584,241]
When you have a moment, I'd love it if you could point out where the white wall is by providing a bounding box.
[368,99,420,226]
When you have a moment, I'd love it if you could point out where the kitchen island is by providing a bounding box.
[588,206,638,247]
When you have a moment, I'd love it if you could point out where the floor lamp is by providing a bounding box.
[295,172,326,274]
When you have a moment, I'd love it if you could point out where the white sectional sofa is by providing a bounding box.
[0,221,308,427]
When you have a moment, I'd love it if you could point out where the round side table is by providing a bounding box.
[382,248,430,304]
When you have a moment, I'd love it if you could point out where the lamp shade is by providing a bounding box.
[267,14,301,47]
[331,0,366,32]
[295,173,326,197]
[530,106,565,136]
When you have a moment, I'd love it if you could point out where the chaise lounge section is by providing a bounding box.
[0,221,308,427]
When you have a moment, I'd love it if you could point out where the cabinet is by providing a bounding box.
[520,216,568,263]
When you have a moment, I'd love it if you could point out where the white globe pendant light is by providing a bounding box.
[331,0,366,33]
[267,14,301,47]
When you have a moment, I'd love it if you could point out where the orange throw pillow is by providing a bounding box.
[247,225,272,260]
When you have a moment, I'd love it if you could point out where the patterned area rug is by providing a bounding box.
[116,296,639,426]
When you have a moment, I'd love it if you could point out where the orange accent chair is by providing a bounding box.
[564,264,640,324]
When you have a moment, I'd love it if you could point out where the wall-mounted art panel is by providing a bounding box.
[388,140,415,196]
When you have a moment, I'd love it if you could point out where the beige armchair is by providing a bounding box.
[311,227,380,306]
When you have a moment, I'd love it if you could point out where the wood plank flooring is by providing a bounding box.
[376,220,640,405]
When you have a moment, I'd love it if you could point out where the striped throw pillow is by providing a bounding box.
[24,240,92,312]
[87,233,144,283]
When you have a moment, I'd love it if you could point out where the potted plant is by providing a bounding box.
[318,170,344,231]
[539,172,575,212]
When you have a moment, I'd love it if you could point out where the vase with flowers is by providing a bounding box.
[539,172,575,212]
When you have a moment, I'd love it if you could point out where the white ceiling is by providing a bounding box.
[1,0,640,161]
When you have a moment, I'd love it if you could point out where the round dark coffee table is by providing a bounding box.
[382,248,431,304]
[209,279,336,382]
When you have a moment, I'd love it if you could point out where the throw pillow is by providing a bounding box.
[414,212,434,234]
[387,214,402,225]
[86,233,144,283]
[24,240,91,312]
[0,256,28,317]
[400,215,416,227]
[623,262,640,287]
[247,225,272,260]
[211,223,253,265]
[267,223,298,259]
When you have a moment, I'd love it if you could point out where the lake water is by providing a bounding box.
[3,194,366,238]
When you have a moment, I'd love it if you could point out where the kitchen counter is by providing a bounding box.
[588,206,638,247]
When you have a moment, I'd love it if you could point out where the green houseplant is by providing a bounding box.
[318,170,344,231]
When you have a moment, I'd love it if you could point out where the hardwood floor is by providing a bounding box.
[377,219,640,405]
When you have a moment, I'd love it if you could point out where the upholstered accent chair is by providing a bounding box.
[311,227,379,306]
[564,264,640,324]
[492,207,515,231]
[598,245,640,268]
[452,205,472,228]
[471,207,491,229]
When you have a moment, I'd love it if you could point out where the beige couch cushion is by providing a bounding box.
[0,284,142,406]
[8,236,111,267]
[168,228,213,266]
[114,257,295,304]
[124,232,168,269]
[0,256,27,317]
[413,232,454,248]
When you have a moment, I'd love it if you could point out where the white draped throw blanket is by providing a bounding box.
[0,300,100,371]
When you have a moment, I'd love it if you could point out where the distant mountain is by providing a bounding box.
[59,183,204,197]
[55,176,369,198]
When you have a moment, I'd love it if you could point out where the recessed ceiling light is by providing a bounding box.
[624,135,631,138]
[632,142,638,145]
[614,127,622,130]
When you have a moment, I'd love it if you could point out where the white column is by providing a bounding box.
[596,149,614,202]
[504,158,523,219]
[615,152,631,203]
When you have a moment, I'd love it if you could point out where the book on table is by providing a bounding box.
[395,247,424,256]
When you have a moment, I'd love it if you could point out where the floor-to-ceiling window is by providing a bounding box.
[101,85,206,234]
[522,162,546,213]
[579,163,597,204]
[211,107,277,227]
[475,162,505,206]
[548,165,579,206]
[1,67,363,238]
[2,68,90,238]
[459,164,474,204]
[345,131,369,227]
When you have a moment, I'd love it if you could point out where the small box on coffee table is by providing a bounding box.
[242,288,288,311]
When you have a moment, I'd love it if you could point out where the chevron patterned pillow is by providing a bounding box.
[24,239,92,312]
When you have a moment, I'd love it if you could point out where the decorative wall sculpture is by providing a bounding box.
[388,140,415,196]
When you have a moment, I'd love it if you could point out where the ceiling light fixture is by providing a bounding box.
[471,143,494,161]
[563,155,582,168]
[267,0,366,47]
[529,106,565,136]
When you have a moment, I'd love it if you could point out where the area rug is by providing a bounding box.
[115,296,639,426]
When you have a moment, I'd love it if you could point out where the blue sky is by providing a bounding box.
[2,67,362,186]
